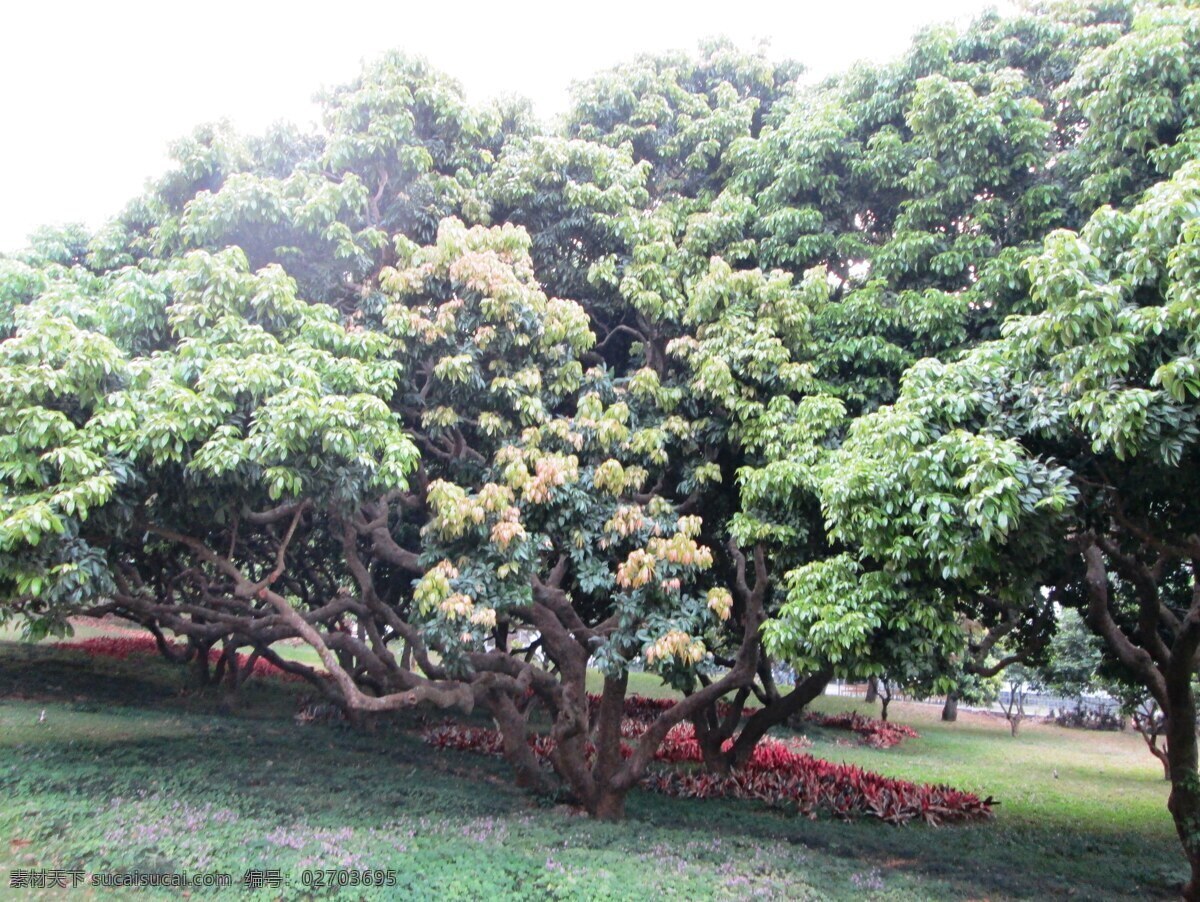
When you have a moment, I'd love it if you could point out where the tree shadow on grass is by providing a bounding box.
[0,641,1184,900]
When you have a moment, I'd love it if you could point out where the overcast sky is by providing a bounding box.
[1,0,1012,252]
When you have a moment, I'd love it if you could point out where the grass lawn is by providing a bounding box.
[0,634,1182,900]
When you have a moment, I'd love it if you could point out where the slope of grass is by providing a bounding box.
[0,637,1183,899]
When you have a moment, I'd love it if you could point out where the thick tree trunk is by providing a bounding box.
[573,675,634,819]
[592,789,626,821]
[942,692,959,722]
[880,696,891,722]
[214,644,245,713]
[1009,715,1022,737]
[592,673,628,788]
[1165,679,1200,900]
[690,686,752,776]
[864,676,879,703]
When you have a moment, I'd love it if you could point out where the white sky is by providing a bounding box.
[0,0,1011,253]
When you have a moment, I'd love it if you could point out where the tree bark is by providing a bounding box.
[194,640,213,686]
[723,667,833,768]
[864,676,879,703]
[942,692,959,722]
[592,789,626,821]
[1166,675,1200,900]
[488,691,553,794]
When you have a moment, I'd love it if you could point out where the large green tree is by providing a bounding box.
[785,150,1200,894]
[4,6,1200,875]
[771,3,1200,887]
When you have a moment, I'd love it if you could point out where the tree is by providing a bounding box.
[1122,690,1171,780]
[1000,663,1037,737]
[0,43,800,816]
[559,3,1141,763]
[757,3,1200,888]
[1042,607,1178,776]
[940,615,1041,722]
[791,144,1200,895]
[1038,607,1106,702]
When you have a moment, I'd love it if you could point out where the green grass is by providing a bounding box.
[0,637,1183,900]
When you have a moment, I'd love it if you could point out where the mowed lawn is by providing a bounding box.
[0,632,1181,900]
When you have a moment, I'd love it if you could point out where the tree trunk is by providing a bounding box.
[1165,678,1200,900]
[222,648,244,709]
[878,679,893,721]
[592,673,628,790]
[194,641,213,686]
[1133,706,1171,780]
[1009,714,1022,737]
[942,692,959,722]
[215,644,244,713]
[547,676,632,820]
[723,668,832,768]
[690,684,753,774]
[754,653,782,705]
[592,788,626,821]
[145,621,189,663]
[488,691,553,793]
[864,676,879,703]
[495,622,509,654]
[212,645,231,686]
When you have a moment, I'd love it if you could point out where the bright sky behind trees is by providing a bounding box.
[0,0,1008,251]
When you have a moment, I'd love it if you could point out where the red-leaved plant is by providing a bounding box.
[52,635,303,681]
[423,719,991,825]
[585,693,918,748]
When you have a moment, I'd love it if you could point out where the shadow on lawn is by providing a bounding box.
[0,641,1183,900]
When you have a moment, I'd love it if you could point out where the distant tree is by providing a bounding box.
[1038,608,1105,702]
[1123,692,1171,780]
[1000,664,1037,737]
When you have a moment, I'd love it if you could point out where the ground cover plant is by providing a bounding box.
[4,0,1200,891]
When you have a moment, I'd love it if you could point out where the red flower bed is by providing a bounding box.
[422,720,991,825]
[585,692,918,749]
[52,635,304,681]
[52,635,169,660]
[804,711,919,749]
